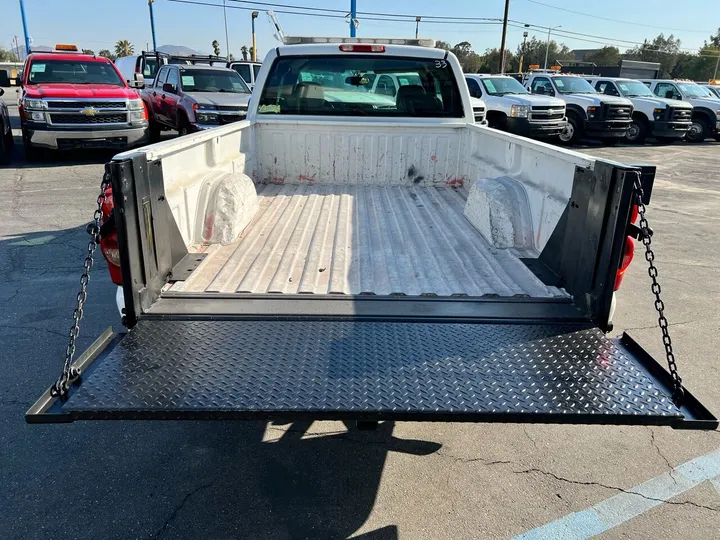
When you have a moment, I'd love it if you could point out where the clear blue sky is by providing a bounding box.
[1,0,718,59]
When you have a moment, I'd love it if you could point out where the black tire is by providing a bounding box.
[178,114,190,137]
[625,117,648,144]
[22,129,41,162]
[0,128,9,165]
[558,115,581,145]
[686,117,709,143]
[148,121,161,143]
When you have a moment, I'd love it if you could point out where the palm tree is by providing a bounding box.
[240,45,248,61]
[212,40,220,56]
[114,40,134,58]
[98,49,115,61]
[249,46,254,61]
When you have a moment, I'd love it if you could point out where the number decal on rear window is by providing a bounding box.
[435,60,447,69]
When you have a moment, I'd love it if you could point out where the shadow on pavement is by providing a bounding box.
[1,225,441,540]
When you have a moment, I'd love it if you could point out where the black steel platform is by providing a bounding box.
[27,320,717,428]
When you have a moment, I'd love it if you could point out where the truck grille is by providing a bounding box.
[604,104,632,120]
[216,105,246,111]
[218,114,245,124]
[530,105,564,121]
[47,101,127,109]
[473,106,486,122]
[671,108,692,121]
[50,113,128,124]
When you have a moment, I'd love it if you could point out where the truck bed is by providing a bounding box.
[169,183,566,298]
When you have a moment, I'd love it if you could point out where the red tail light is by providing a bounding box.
[614,236,635,290]
[339,44,386,53]
[99,186,123,285]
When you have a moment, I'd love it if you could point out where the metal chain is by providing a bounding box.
[50,169,112,398]
[632,171,684,406]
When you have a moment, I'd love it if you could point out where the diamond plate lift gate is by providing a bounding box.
[25,158,717,429]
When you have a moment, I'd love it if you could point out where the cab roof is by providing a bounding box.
[27,52,111,63]
[275,43,447,60]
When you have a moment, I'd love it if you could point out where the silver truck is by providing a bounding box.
[28,38,715,431]
[139,62,252,140]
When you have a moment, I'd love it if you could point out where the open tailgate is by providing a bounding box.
[27,319,716,429]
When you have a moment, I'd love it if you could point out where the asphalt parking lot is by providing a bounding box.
[1,87,719,539]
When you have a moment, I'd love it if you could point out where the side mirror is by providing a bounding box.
[0,88,4,97]
[129,73,145,89]
[535,86,546,95]
[162,82,176,94]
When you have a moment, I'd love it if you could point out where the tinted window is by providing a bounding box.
[480,77,527,95]
[179,69,250,93]
[595,81,619,96]
[143,58,159,78]
[252,64,261,79]
[530,77,554,95]
[166,68,179,89]
[27,60,123,85]
[155,66,169,87]
[232,64,251,82]
[465,77,482,98]
[551,76,597,94]
[258,55,464,118]
[655,82,680,99]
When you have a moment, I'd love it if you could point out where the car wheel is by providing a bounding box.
[625,118,647,144]
[22,130,41,162]
[558,116,579,145]
[686,118,709,143]
[0,128,9,165]
[178,116,190,137]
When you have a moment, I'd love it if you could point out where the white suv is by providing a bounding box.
[465,74,566,139]
[525,72,633,144]
[641,79,720,142]
[587,77,692,143]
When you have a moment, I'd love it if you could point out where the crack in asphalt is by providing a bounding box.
[513,468,720,513]
[149,482,214,540]
[523,426,539,452]
[0,323,68,338]
[623,319,695,333]
[647,427,677,484]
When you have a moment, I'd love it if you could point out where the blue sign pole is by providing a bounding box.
[350,0,357,37]
[18,0,31,55]
[148,0,158,52]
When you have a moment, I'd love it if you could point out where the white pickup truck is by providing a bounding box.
[587,77,692,144]
[28,38,715,430]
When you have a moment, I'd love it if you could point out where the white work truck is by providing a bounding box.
[587,77,692,144]
[641,79,720,142]
[27,38,716,431]
[465,74,567,139]
[525,71,634,144]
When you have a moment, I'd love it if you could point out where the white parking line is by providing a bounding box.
[514,448,720,540]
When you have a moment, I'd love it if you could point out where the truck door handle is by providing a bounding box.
[152,91,157,96]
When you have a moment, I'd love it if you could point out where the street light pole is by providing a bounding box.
[350,0,357,37]
[518,29,528,73]
[499,0,510,74]
[18,0,31,55]
[544,25,561,70]
[251,11,258,62]
[148,0,157,52]
[415,16,421,39]
[223,0,230,57]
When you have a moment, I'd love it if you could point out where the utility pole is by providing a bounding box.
[148,0,157,51]
[499,0,510,74]
[350,0,357,37]
[18,0,31,56]
[544,25,561,69]
[223,0,230,57]
[13,35,21,60]
[415,16,421,39]
[251,11,258,62]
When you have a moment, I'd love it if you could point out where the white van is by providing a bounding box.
[114,55,161,85]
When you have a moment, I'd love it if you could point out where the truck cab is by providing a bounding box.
[525,71,633,144]
[641,79,720,142]
[465,73,566,139]
[587,77,692,143]
[18,45,148,159]
[228,61,262,91]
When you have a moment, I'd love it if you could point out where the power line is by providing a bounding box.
[523,0,714,34]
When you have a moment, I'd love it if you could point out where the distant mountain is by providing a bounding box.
[156,44,204,56]
[15,44,52,59]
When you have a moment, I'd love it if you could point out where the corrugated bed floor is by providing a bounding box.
[169,184,567,298]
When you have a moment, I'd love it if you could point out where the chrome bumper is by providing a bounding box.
[28,125,149,150]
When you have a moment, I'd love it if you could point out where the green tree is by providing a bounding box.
[98,49,116,61]
[585,46,621,66]
[249,46,255,60]
[82,49,95,55]
[212,40,221,56]
[241,45,249,60]
[434,40,451,51]
[624,34,681,77]
[114,40,134,58]
[0,46,19,62]
[478,48,516,73]
[515,36,573,69]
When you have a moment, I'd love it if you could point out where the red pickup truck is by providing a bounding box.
[19,46,149,159]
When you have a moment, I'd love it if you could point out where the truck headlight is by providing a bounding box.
[128,99,148,123]
[587,105,599,119]
[128,99,144,110]
[24,110,46,121]
[509,105,529,118]
[653,107,665,120]
[196,111,220,124]
[22,98,47,110]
